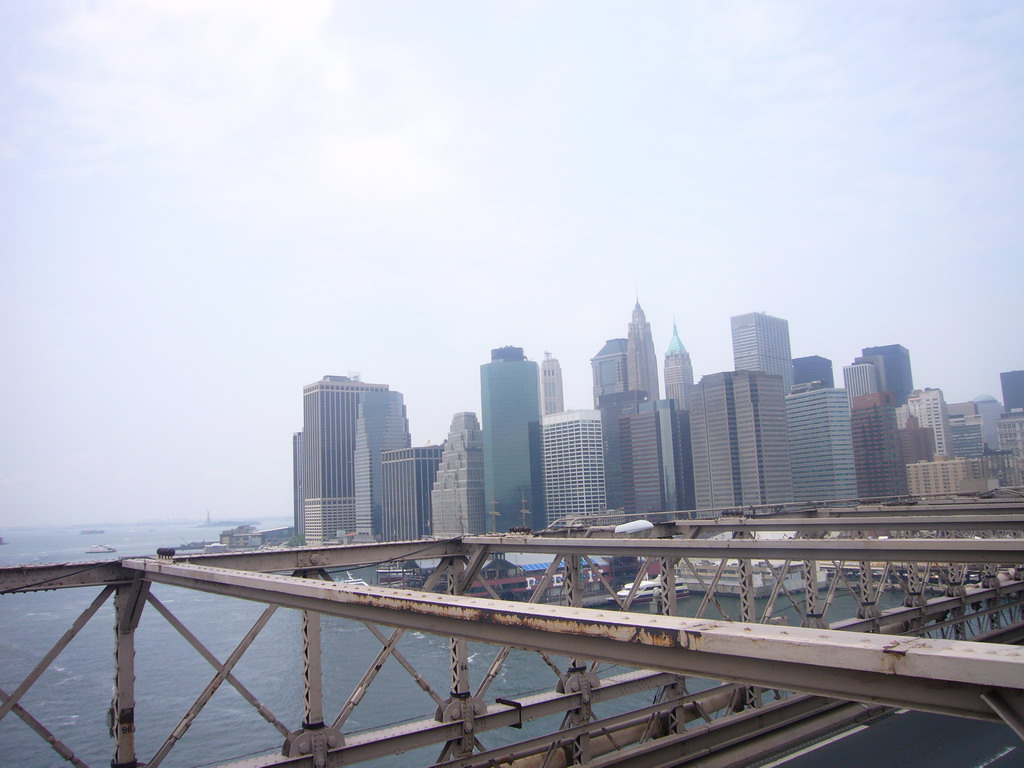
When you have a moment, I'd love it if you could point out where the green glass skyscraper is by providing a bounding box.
[481,347,544,532]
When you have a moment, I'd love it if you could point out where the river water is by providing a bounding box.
[0,521,892,768]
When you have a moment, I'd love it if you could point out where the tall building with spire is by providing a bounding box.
[541,352,565,416]
[627,301,659,399]
[663,321,694,410]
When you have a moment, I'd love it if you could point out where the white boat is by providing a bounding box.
[337,572,369,588]
[616,578,690,604]
[85,544,117,554]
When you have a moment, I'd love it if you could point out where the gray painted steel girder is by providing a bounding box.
[463,535,1024,563]
[122,558,1024,725]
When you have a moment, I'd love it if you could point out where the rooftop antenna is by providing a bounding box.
[488,500,500,533]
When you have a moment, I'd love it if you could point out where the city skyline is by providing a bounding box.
[3,3,1023,526]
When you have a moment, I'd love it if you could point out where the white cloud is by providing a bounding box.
[31,0,458,217]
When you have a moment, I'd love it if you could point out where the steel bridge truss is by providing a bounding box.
[2,502,1024,768]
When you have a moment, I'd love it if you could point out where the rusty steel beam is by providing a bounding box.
[174,539,464,572]
[121,558,1024,723]
[0,561,132,593]
[463,535,1024,564]
[664,515,1024,534]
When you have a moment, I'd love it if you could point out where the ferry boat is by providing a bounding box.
[336,572,369,588]
[616,578,691,604]
[85,544,117,554]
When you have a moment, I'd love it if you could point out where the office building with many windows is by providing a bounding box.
[353,390,411,541]
[856,345,914,406]
[842,362,879,406]
[731,312,793,393]
[541,352,565,416]
[690,370,793,509]
[431,412,486,537]
[792,355,834,389]
[481,347,544,531]
[597,389,649,513]
[292,431,304,537]
[1002,371,1024,412]
[900,388,951,459]
[620,399,694,514]
[785,385,857,502]
[381,446,443,542]
[850,391,908,498]
[591,338,629,407]
[541,410,606,525]
[300,376,390,545]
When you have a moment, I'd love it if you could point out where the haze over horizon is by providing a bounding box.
[2,2,1022,527]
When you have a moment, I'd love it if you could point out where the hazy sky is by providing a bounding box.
[2,2,1022,527]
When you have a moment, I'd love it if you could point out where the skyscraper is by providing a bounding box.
[541,410,606,525]
[663,321,694,410]
[597,389,649,512]
[901,388,951,459]
[381,446,443,542]
[842,362,879,405]
[353,390,411,541]
[973,395,1005,450]
[1001,371,1024,412]
[591,339,628,407]
[856,345,913,406]
[730,312,793,393]
[292,431,303,537]
[431,412,485,537]
[850,392,908,498]
[899,415,935,464]
[690,370,793,509]
[998,411,1024,462]
[792,356,834,388]
[541,352,565,416]
[301,376,390,545]
[481,347,544,532]
[620,399,694,513]
[627,301,660,399]
[784,386,857,502]
[948,413,985,459]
